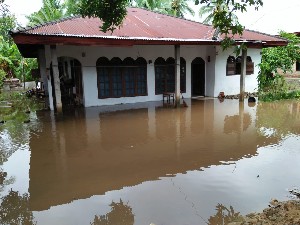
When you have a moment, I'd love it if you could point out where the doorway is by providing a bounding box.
[191,57,205,96]
[50,57,83,109]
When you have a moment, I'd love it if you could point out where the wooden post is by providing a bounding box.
[175,45,181,107]
[50,45,63,113]
[239,48,247,102]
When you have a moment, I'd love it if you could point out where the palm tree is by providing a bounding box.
[26,0,64,26]
[199,2,238,25]
[134,0,170,14]
[169,0,194,18]
[63,0,81,16]
[133,0,194,18]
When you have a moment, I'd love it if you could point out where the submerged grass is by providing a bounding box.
[258,90,300,102]
[258,77,300,102]
[0,91,43,123]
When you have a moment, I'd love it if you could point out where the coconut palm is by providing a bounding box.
[26,0,64,26]
[169,0,194,18]
[133,0,170,14]
[199,1,238,25]
[63,0,81,16]
[134,0,194,18]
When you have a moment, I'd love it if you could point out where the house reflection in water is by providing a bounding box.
[28,99,259,212]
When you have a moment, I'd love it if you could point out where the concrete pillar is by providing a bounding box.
[175,45,181,107]
[50,45,63,113]
[38,49,49,95]
[44,45,54,110]
[239,48,247,102]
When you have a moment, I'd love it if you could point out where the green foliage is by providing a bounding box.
[0,35,20,77]
[79,0,130,33]
[133,0,195,18]
[0,2,17,43]
[258,32,300,101]
[0,91,43,123]
[0,69,5,90]
[26,0,65,26]
[63,0,81,16]
[202,0,263,50]
[24,59,38,82]
[0,36,37,81]
[133,0,170,14]
[169,0,195,18]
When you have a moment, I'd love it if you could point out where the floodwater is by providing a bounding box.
[1,98,300,225]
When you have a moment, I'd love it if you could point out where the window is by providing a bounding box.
[154,57,186,94]
[246,56,254,75]
[226,56,254,76]
[226,56,236,75]
[96,57,147,99]
[296,61,300,71]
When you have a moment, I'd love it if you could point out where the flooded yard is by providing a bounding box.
[0,98,300,225]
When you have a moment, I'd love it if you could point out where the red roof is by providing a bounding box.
[11,7,287,57]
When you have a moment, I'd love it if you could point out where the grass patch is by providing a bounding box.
[258,77,300,102]
[0,91,43,123]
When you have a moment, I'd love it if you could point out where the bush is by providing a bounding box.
[0,69,6,90]
[258,90,300,102]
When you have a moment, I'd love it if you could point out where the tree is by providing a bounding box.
[169,0,195,18]
[0,0,17,43]
[199,1,237,25]
[133,0,194,18]
[258,32,300,101]
[79,0,263,49]
[63,0,81,16]
[26,0,65,26]
[133,0,170,14]
[0,36,20,78]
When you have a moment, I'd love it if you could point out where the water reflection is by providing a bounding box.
[0,190,36,225]
[1,99,300,225]
[29,100,261,211]
[256,100,300,140]
[91,199,134,225]
[208,204,242,225]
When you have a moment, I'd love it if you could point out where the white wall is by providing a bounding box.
[214,47,261,97]
[54,45,209,107]
[49,44,261,107]
[206,46,217,97]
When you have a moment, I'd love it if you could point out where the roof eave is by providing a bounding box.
[11,33,288,57]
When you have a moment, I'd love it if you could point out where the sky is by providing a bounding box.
[4,0,300,35]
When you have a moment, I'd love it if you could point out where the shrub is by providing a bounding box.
[0,69,6,90]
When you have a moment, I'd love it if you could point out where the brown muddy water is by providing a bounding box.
[0,98,300,225]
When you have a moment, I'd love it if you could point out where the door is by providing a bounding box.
[191,57,205,96]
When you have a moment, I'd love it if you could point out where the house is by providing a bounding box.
[10,8,287,111]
